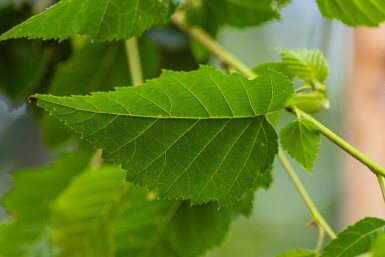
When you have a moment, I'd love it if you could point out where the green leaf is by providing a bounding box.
[0,147,94,257]
[115,187,234,257]
[0,40,50,103]
[30,66,294,206]
[280,119,320,173]
[371,232,385,257]
[316,0,385,27]
[320,217,385,257]
[49,42,130,96]
[186,0,285,35]
[275,49,329,84]
[0,0,181,42]
[276,249,317,257]
[51,166,126,257]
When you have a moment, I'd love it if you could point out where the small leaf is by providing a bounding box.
[280,119,320,173]
[316,0,385,27]
[30,66,294,206]
[276,249,317,257]
[320,217,385,257]
[0,0,181,41]
[275,48,329,84]
[0,147,94,257]
[371,232,385,257]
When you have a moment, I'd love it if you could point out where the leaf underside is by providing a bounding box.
[280,119,320,173]
[31,66,294,206]
[316,0,385,27]
[320,217,385,257]
[0,0,180,42]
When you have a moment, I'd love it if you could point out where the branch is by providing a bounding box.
[125,37,144,86]
[278,149,337,239]
[298,109,385,178]
[171,11,257,78]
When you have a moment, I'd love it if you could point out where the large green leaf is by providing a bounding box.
[115,186,234,257]
[30,66,294,206]
[0,0,181,41]
[320,217,385,257]
[0,147,93,257]
[316,0,385,27]
[186,0,285,35]
[280,119,320,173]
[275,49,329,84]
[51,166,126,257]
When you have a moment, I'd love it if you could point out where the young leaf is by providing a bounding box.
[30,66,294,206]
[252,62,294,80]
[316,0,385,27]
[371,232,385,257]
[51,166,126,257]
[276,249,317,257]
[280,119,320,173]
[275,49,329,84]
[0,147,94,257]
[0,0,181,42]
[115,186,235,257]
[320,217,385,257]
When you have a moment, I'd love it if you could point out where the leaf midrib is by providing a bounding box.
[38,97,268,120]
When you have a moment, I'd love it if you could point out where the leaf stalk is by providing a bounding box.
[125,37,144,86]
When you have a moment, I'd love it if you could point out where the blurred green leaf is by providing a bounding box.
[0,147,94,257]
[51,166,126,257]
[31,67,294,206]
[275,49,329,84]
[0,40,50,102]
[320,218,385,257]
[115,186,236,257]
[280,119,320,173]
[49,42,130,96]
[186,0,286,35]
[0,0,181,41]
[371,232,385,257]
[316,0,385,27]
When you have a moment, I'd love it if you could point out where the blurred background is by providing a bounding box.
[1,0,384,256]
